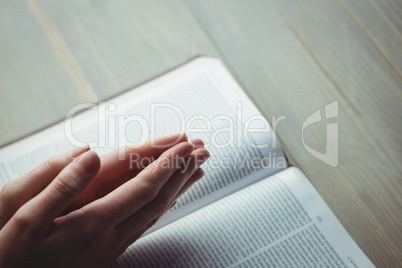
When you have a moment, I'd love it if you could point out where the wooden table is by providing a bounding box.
[0,1,401,266]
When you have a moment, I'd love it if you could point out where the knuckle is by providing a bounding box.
[52,174,81,197]
[44,156,60,171]
[0,181,23,212]
[138,181,159,202]
[12,210,40,231]
[12,212,29,228]
[0,181,15,205]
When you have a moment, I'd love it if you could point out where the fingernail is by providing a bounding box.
[198,150,210,165]
[182,143,195,156]
[75,151,99,174]
[71,144,90,157]
[190,139,204,149]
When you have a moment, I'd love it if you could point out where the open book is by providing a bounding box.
[0,57,373,267]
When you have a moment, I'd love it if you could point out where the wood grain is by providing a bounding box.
[0,0,219,145]
[338,0,402,77]
[0,1,92,145]
[35,0,219,99]
[185,0,402,266]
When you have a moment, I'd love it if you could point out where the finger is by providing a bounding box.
[189,138,204,149]
[88,139,203,205]
[117,168,204,255]
[2,145,89,202]
[116,203,168,258]
[22,150,100,225]
[69,134,189,207]
[119,197,179,253]
[92,138,202,199]
[172,168,205,202]
[0,146,89,226]
[122,168,203,245]
[116,149,209,240]
[86,142,195,226]
[115,224,148,258]
[97,133,188,179]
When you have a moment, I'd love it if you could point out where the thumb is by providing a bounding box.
[26,150,100,225]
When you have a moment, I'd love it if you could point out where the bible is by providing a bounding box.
[0,57,373,267]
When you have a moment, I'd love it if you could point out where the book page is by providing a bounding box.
[0,57,286,226]
[115,167,374,268]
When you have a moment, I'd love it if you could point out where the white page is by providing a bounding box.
[115,167,373,268]
[0,57,286,224]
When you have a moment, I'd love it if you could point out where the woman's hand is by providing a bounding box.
[67,133,204,212]
[0,134,209,268]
